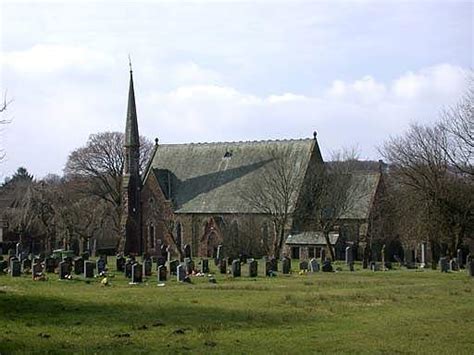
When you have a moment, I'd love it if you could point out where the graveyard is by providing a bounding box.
[0,255,473,354]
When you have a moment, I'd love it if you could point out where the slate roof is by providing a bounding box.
[338,172,381,220]
[286,231,339,245]
[145,139,319,214]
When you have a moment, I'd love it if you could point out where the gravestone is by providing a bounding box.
[125,260,133,278]
[10,259,21,277]
[84,260,94,278]
[468,260,474,277]
[345,246,353,265]
[0,260,8,273]
[320,248,326,261]
[439,257,449,273]
[309,258,320,272]
[143,258,152,277]
[219,259,227,274]
[457,249,463,268]
[249,259,258,277]
[116,255,126,272]
[156,256,166,269]
[421,242,427,268]
[349,262,355,272]
[177,264,186,282]
[231,260,241,277]
[132,263,143,283]
[299,261,308,271]
[169,260,180,276]
[73,257,84,275]
[201,259,209,273]
[32,262,43,278]
[265,259,272,276]
[22,258,32,272]
[183,244,192,259]
[184,257,194,274]
[216,245,223,261]
[322,260,333,272]
[45,257,55,273]
[59,261,69,279]
[16,242,22,258]
[449,259,459,271]
[370,262,380,272]
[161,244,168,261]
[270,257,278,272]
[96,258,106,274]
[158,265,167,282]
[166,246,172,263]
[100,255,108,265]
[282,257,291,274]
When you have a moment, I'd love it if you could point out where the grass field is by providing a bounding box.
[0,258,473,354]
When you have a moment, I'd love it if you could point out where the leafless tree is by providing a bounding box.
[0,91,13,162]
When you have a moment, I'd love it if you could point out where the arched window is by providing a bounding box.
[148,223,155,249]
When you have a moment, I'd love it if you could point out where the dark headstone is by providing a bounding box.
[183,244,192,259]
[249,259,258,277]
[309,258,319,272]
[156,256,166,269]
[345,246,353,265]
[299,261,308,271]
[216,245,223,261]
[468,260,474,277]
[169,260,180,276]
[201,259,209,274]
[125,260,133,278]
[143,259,152,277]
[282,257,291,274]
[45,257,55,273]
[10,259,21,277]
[322,260,333,272]
[96,257,106,274]
[457,249,463,268]
[16,242,22,258]
[349,262,355,272]
[219,259,227,274]
[0,260,8,273]
[184,257,194,274]
[73,257,84,275]
[265,260,272,276]
[22,258,32,272]
[231,260,241,277]
[59,261,69,279]
[132,263,143,283]
[158,265,167,282]
[116,256,126,272]
[177,264,186,282]
[449,259,459,271]
[320,248,326,261]
[84,260,94,278]
[270,257,278,272]
[370,262,380,271]
[439,257,449,273]
[32,262,43,278]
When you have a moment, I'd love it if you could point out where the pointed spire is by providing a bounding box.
[125,59,139,148]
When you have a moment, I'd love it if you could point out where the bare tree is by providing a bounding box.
[64,131,153,246]
[0,91,13,162]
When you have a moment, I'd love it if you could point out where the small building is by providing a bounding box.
[285,231,341,260]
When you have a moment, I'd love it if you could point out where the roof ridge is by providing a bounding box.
[158,137,314,146]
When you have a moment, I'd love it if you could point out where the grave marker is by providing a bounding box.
[132,263,143,283]
[299,261,308,271]
[183,244,192,259]
[177,264,186,282]
[84,261,94,278]
[231,260,241,277]
[158,265,167,282]
[10,259,21,277]
[249,259,258,277]
[74,257,84,275]
[143,258,152,277]
[32,262,43,278]
[169,260,179,276]
[309,258,320,272]
[116,255,126,272]
[439,257,449,273]
[96,257,106,274]
[201,259,209,274]
[59,261,69,279]
[282,257,291,274]
[219,259,227,274]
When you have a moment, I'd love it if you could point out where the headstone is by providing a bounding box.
[282,257,291,274]
[10,259,21,277]
[309,258,320,272]
[349,262,355,272]
[156,256,166,269]
[16,242,22,258]
[169,260,180,276]
[468,260,474,277]
[201,259,209,274]
[84,260,94,278]
[59,261,69,279]
[421,242,426,268]
[270,257,278,272]
[166,246,172,263]
[177,264,186,282]
[158,265,167,282]
[219,259,227,274]
[32,262,43,278]
[249,259,258,277]
[449,259,459,271]
[183,244,191,259]
[143,258,152,277]
[265,259,272,276]
[439,257,449,273]
[130,263,142,283]
[231,260,241,277]
[322,260,333,272]
[73,257,84,275]
[96,258,106,274]
[0,260,8,273]
[370,262,379,272]
[184,257,194,274]
[22,258,32,272]
[216,245,223,261]
[457,249,463,268]
[161,244,168,261]
[125,260,133,278]
[345,246,353,265]
[45,257,55,273]
[116,255,126,272]
[299,261,308,271]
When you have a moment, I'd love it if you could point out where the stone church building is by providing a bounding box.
[121,69,384,260]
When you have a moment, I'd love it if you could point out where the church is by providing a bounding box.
[121,69,384,261]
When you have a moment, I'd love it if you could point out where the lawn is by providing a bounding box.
[0,258,473,354]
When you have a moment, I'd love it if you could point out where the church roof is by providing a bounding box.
[338,172,381,220]
[286,231,340,245]
[145,138,318,214]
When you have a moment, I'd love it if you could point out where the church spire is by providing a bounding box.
[125,61,139,149]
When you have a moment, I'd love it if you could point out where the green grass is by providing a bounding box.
[0,258,473,354]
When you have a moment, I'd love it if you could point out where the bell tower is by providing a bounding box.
[121,61,142,255]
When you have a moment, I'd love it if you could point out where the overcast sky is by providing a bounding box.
[0,0,472,180]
